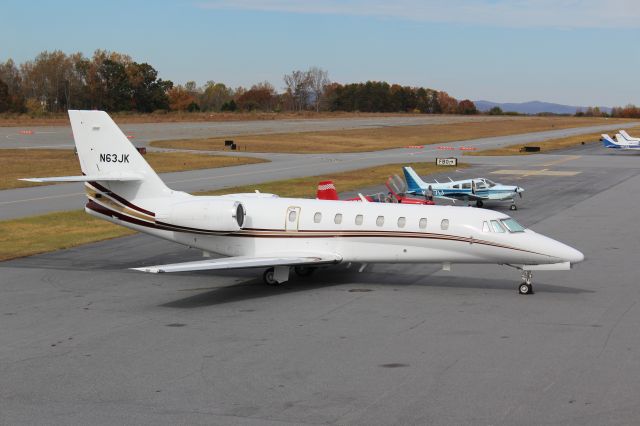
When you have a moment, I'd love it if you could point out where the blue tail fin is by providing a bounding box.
[601,134,619,149]
[402,167,425,194]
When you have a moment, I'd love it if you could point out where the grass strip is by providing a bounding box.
[0,210,135,261]
[0,161,462,261]
[465,126,640,156]
[1,149,266,190]
[151,117,630,154]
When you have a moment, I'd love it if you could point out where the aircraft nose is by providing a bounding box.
[565,246,585,264]
[547,239,584,264]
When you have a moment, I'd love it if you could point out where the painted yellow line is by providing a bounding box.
[490,169,581,177]
[537,155,581,167]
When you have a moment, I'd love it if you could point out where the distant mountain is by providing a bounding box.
[474,100,612,115]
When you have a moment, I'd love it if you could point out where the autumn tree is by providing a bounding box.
[237,81,276,111]
[457,99,477,115]
[437,91,458,114]
[200,81,233,111]
[168,85,197,111]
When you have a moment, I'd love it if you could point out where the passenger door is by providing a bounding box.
[285,206,301,231]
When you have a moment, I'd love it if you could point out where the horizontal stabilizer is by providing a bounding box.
[20,172,144,183]
[131,253,342,274]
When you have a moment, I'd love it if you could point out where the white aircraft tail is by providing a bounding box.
[619,130,640,142]
[23,111,171,202]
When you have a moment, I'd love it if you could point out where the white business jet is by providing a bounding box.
[22,111,584,295]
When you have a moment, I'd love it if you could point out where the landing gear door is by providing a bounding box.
[285,206,301,232]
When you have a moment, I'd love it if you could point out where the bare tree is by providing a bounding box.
[283,70,311,111]
[307,66,329,112]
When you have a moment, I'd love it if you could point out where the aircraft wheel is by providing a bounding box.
[510,204,518,211]
[518,283,533,295]
[294,266,315,277]
[263,268,278,285]
[476,200,484,208]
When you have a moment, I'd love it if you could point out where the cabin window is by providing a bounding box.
[355,214,363,225]
[419,218,427,229]
[288,210,297,222]
[501,218,526,233]
[482,221,490,233]
[314,212,322,223]
[441,219,449,230]
[491,220,505,233]
[462,183,471,189]
[453,184,460,189]
[376,216,384,227]
[334,213,343,224]
[397,217,406,228]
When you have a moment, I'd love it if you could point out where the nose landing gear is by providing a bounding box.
[518,271,534,295]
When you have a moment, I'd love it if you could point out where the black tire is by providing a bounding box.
[510,204,518,211]
[519,283,531,295]
[476,200,484,208]
[294,266,315,277]
[263,268,278,285]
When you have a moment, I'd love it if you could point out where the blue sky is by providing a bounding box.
[2,0,639,106]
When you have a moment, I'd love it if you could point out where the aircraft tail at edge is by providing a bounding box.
[601,134,621,149]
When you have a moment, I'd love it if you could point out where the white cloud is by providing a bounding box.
[197,0,640,29]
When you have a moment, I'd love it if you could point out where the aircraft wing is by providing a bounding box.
[131,253,342,274]
[436,192,488,202]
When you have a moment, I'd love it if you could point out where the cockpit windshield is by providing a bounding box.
[501,218,526,232]
[483,179,497,187]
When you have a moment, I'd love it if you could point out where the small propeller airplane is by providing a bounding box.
[21,111,584,295]
[402,166,524,210]
[601,132,640,150]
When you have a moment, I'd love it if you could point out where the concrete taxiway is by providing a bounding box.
[1,143,640,425]
[1,122,638,220]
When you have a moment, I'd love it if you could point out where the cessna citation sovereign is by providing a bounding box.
[23,111,584,295]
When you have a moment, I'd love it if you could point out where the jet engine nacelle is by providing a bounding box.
[156,199,245,232]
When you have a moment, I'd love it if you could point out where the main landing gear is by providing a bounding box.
[518,270,534,295]
[475,200,484,208]
[509,204,518,211]
[263,266,316,285]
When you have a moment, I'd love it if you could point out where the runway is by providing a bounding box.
[1,144,640,425]
[0,115,505,149]
[1,122,638,220]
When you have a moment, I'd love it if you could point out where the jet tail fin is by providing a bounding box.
[67,110,170,200]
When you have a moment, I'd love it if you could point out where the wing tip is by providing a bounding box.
[130,267,163,274]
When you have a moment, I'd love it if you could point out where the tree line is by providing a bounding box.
[0,50,481,116]
[6,49,634,117]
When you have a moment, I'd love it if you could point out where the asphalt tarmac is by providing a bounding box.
[1,122,638,220]
[1,144,639,425]
[0,115,505,149]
